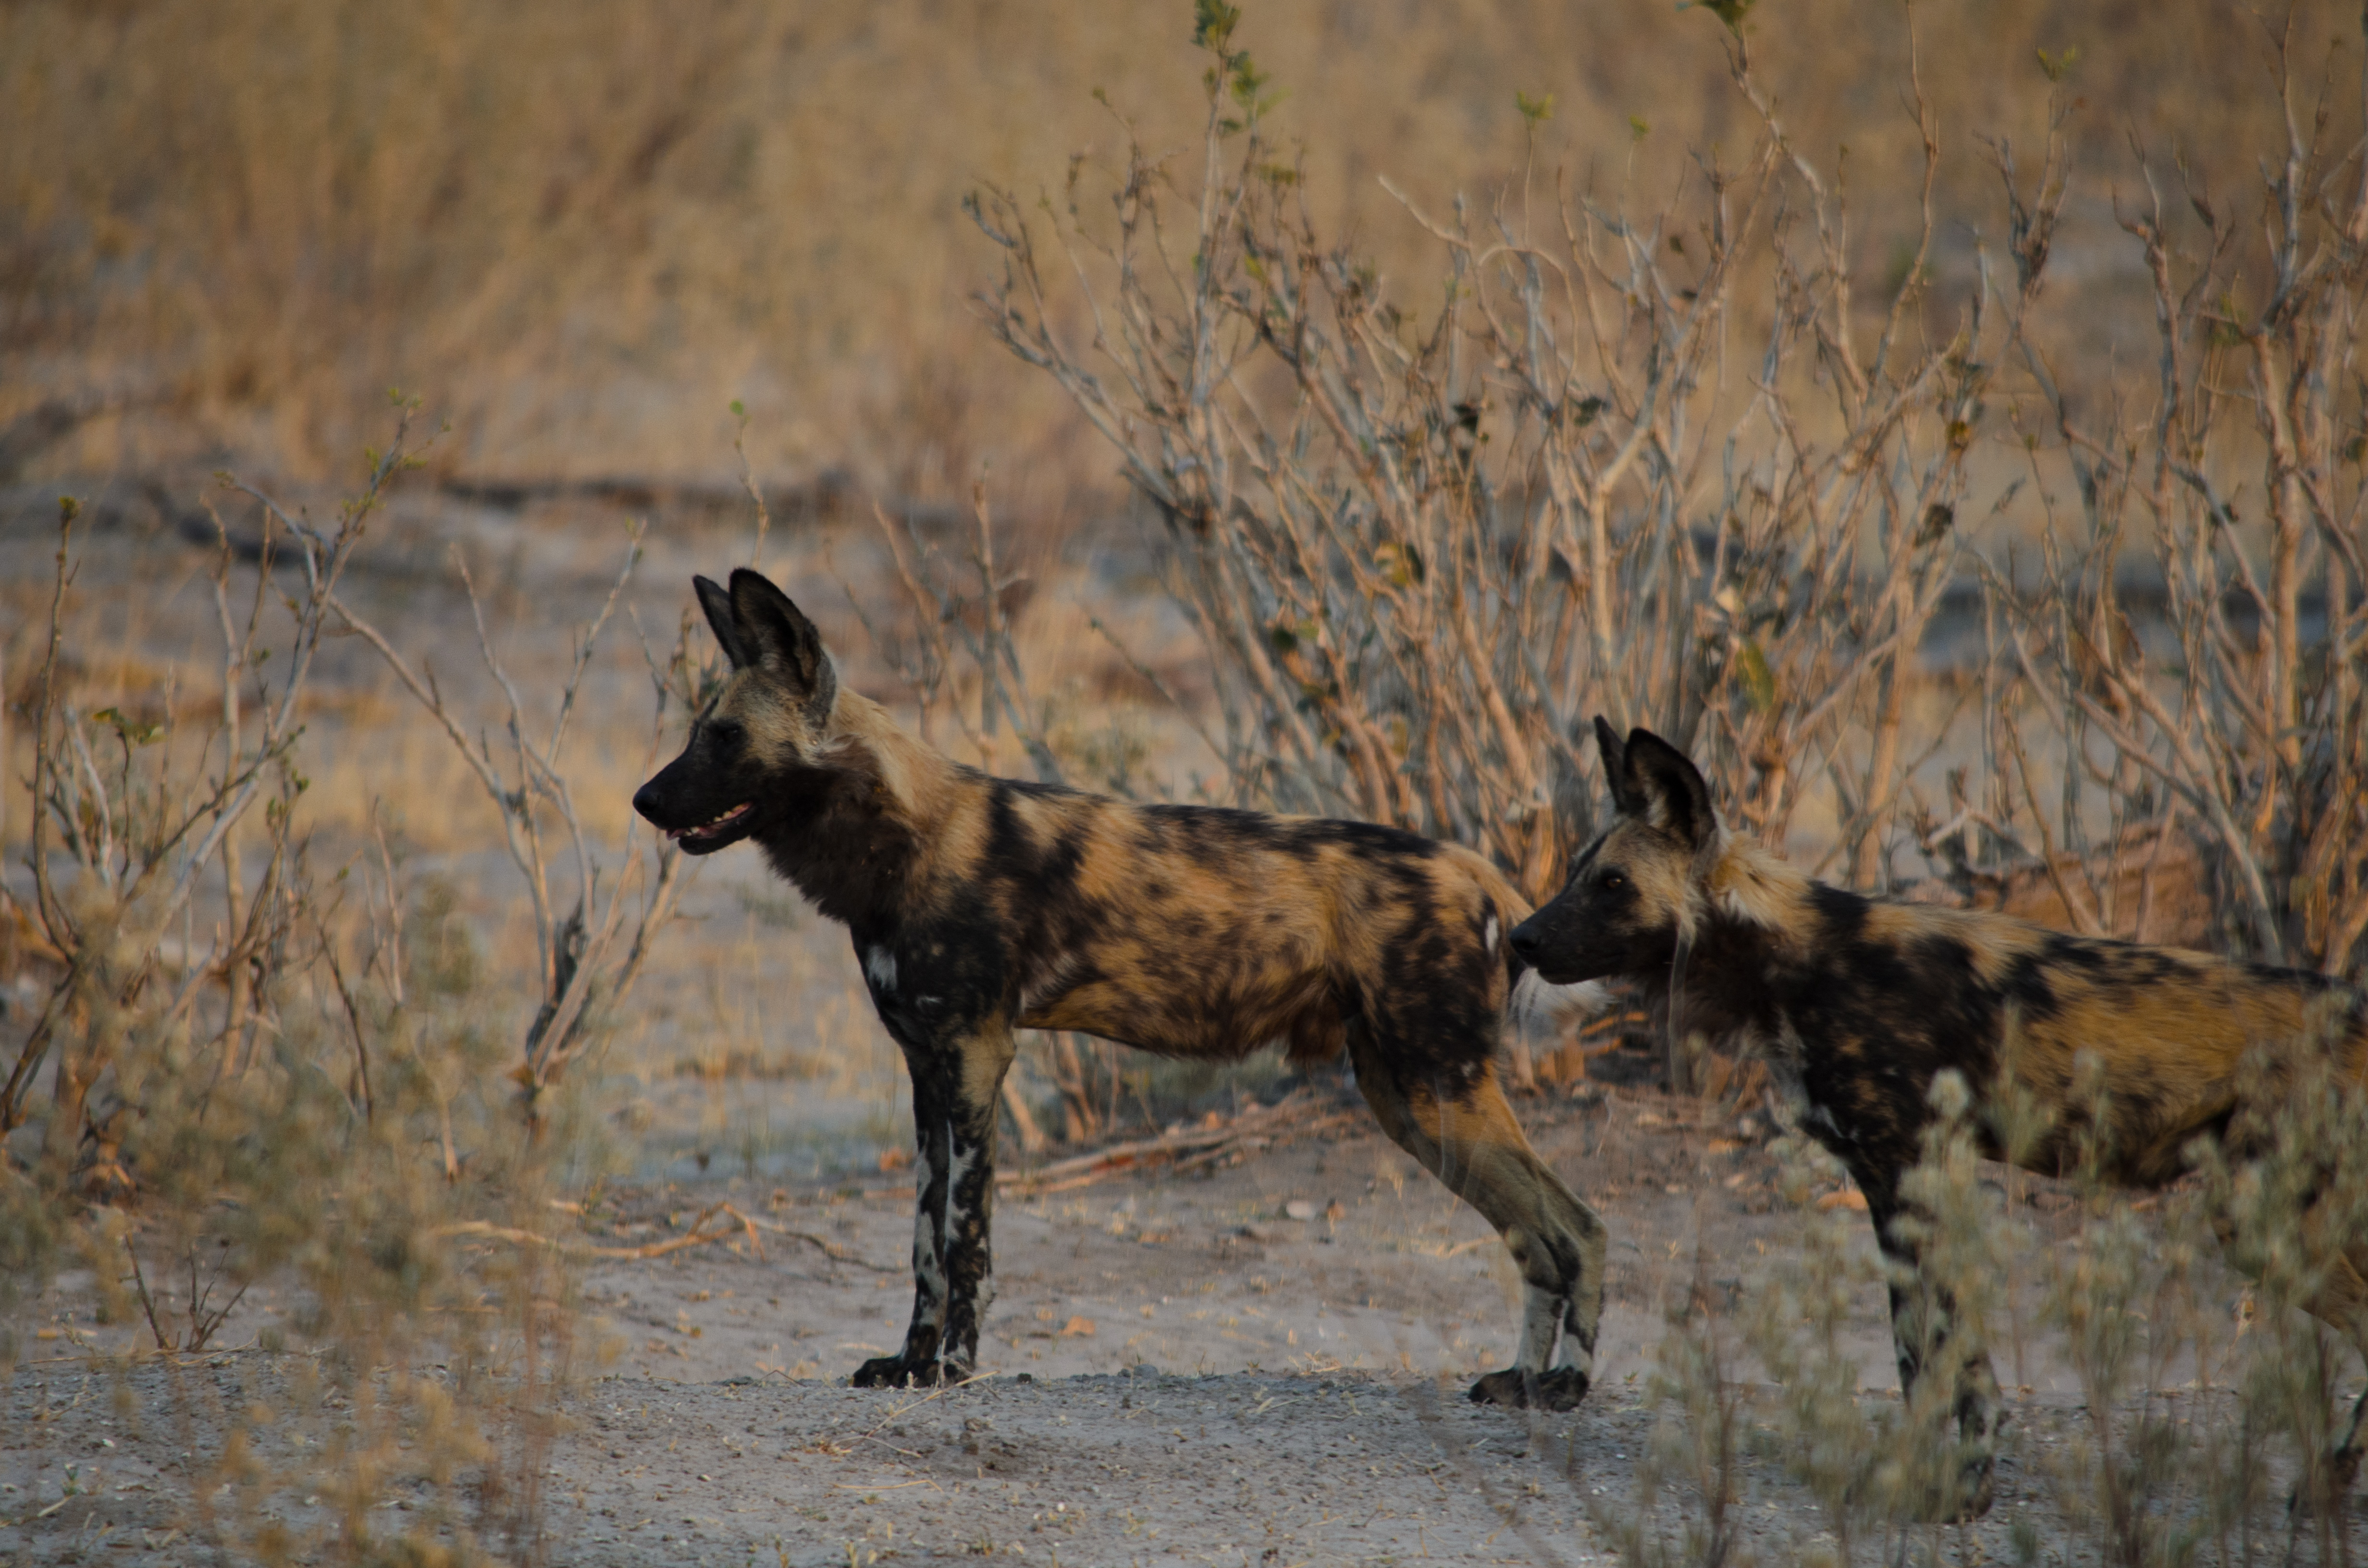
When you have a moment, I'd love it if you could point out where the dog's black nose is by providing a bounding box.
[631,782,662,821]
[1508,920,1542,960]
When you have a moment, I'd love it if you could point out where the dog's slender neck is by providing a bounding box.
[751,690,959,932]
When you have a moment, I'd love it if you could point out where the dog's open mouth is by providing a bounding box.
[666,801,752,844]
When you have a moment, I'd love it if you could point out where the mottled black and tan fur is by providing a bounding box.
[1511,720,2368,1519]
[633,570,1609,1407]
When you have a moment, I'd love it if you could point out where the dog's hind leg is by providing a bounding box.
[2293,1240,2368,1509]
[1348,1037,1608,1412]
[855,1023,1017,1390]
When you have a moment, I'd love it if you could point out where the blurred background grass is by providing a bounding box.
[4,0,2353,498]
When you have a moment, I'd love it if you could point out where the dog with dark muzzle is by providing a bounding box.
[633,569,1609,1406]
[1510,718,2368,1519]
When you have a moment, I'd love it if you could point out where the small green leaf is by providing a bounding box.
[1192,0,1241,51]
[92,707,164,746]
[1678,0,1755,34]
[1516,91,1554,125]
[1375,541,1425,588]
[730,399,746,418]
[1735,640,1776,714]
[1628,114,1652,143]
[1268,618,1319,655]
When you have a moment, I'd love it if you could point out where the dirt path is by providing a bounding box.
[5,1088,2364,1565]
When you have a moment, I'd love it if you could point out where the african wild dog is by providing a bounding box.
[1510,720,2368,1519]
[632,569,1610,1407]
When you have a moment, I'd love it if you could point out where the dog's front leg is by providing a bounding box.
[852,1060,954,1389]
[931,1026,1013,1379]
[852,1024,1016,1390]
[1862,1176,2000,1522]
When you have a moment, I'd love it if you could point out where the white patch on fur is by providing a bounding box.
[943,1125,978,1324]
[910,1145,944,1311]
[1551,1314,1593,1375]
[972,1254,997,1323]
[1506,968,1613,1050]
[950,1135,996,1330]
[1484,915,1500,957]
[946,1132,976,1210]
[1707,832,1808,931]
[866,945,898,994]
[1515,1280,1563,1372]
[1759,1033,1821,1142]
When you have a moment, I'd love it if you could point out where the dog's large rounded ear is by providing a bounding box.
[1593,716,1638,814]
[728,569,838,715]
[694,576,749,669]
[1622,727,1715,851]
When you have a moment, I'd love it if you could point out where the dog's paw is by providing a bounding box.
[1904,1458,1995,1523]
[2285,1448,2358,1521]
[1466,1367,1590,1412]
[851,1354,942,1390]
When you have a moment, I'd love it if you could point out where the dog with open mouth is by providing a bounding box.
[633,567,1610,1404]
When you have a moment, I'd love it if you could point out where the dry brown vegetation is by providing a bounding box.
[0,0,2357,491]
[4,0,2368,1562]
[0,419,705,1563]
[977,0,2368,1066]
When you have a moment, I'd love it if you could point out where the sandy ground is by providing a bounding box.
[7,1082,2365,1566]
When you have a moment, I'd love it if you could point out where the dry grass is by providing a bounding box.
[1603,1066,2368,1566]
[2,0,2359,492]
[0,427,716,1561]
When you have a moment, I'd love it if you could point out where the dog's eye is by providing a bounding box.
[1600,872,1626,891]
[707,718,744,745]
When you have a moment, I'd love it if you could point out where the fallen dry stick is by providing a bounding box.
[441,1200,765,1262]
[461,1200,901,1273]
[992,1090,1353,1196]
[736,1212,899,1273]
[1169,1112,1355,1176]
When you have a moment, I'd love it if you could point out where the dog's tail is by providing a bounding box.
[1503,957,1612,1059]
